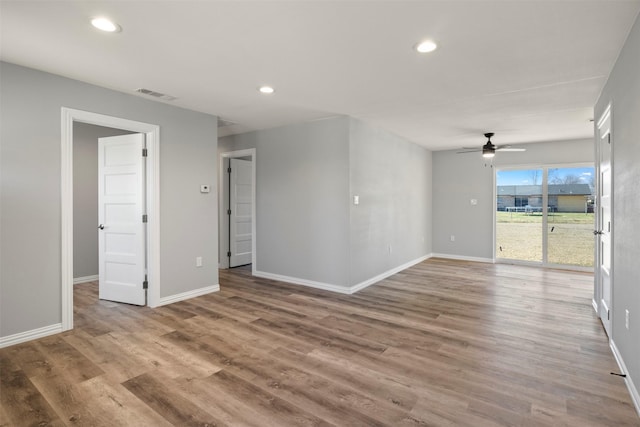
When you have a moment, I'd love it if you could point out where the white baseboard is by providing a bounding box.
[253,270,353,294]
[430,253,494,263]
[254,254,432,295]
[610,339,640,417]
[73,275,98,284]
[0,323,63,348]
[153,284,220,307]
[350,254,432,293]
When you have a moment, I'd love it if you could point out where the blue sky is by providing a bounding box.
[497,167,594,186]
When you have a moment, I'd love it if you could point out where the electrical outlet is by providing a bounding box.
[450,235,455,242]
[196,256,203,267]
[626,309,630,330]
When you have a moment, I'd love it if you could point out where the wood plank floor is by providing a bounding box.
[1,259,638,426]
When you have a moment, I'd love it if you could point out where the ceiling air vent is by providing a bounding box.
[135,88,177,101]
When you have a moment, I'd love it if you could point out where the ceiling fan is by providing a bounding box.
[457,133,526,158]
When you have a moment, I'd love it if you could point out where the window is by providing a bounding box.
[496,166,595,268]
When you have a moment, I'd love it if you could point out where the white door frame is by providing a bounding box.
[218,149,256,273]
[594,103,613,325]
[61,107,161,331]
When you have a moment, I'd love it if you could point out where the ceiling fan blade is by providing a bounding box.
[460,135,525,155]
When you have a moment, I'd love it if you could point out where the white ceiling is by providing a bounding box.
[2,1,639,150]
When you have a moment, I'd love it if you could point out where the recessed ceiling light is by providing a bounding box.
[259,86,275,94]
[91,17,121,33]
[415,40,437,53]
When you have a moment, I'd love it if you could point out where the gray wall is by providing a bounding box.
[432,138,594,259]
[349,119,432,285]
[224,117,352,287]
[0,62,218,338]
[73,123,133,279]
[218,135,242,157]
[595,13,640,399]
[220,117,433,289]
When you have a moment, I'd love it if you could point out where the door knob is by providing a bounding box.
[593,230,603,235]
[98,224,105,230]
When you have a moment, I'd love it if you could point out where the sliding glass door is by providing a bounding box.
[546,167,595,267]
[496,165,595,268]
[496,169,543,262]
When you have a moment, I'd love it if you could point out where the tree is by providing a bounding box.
[528,169,541,185]
[562,174,581,184]
[549,172,581,185]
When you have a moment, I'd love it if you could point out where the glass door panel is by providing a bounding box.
[546,167,595,267]
[496,169,543,262]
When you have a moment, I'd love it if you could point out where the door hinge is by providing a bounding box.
[607,309,610,320]
[607,134,611,144]
[143,275,148,289]
[142,214,148,223]
[142,148,148,157]
[228,167,232,173]
[227,251,231,258]
[227,209,231,215]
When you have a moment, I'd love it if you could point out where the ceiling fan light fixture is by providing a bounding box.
[482,140,496,158]
[482,132,496,158]
[457,132,525,157]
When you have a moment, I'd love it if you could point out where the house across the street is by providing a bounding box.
[497,184,594,213]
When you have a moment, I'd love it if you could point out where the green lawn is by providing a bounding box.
[496,212,595,267]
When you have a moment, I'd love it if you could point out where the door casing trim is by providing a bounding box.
[218,149,256,273]
[61,107,161,331]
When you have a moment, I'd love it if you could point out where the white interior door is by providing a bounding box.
[98,134,146,305]
[229,158,252,267]
[597,109,612,337]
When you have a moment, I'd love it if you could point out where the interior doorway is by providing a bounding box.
[219,149,256,272]
[61,108,161,331]
[228,158,253,267]
[74,125,150,306]
[72,123,135,286]
[596,104,613,337]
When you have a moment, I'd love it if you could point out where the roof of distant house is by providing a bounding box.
[497,184,593,196]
